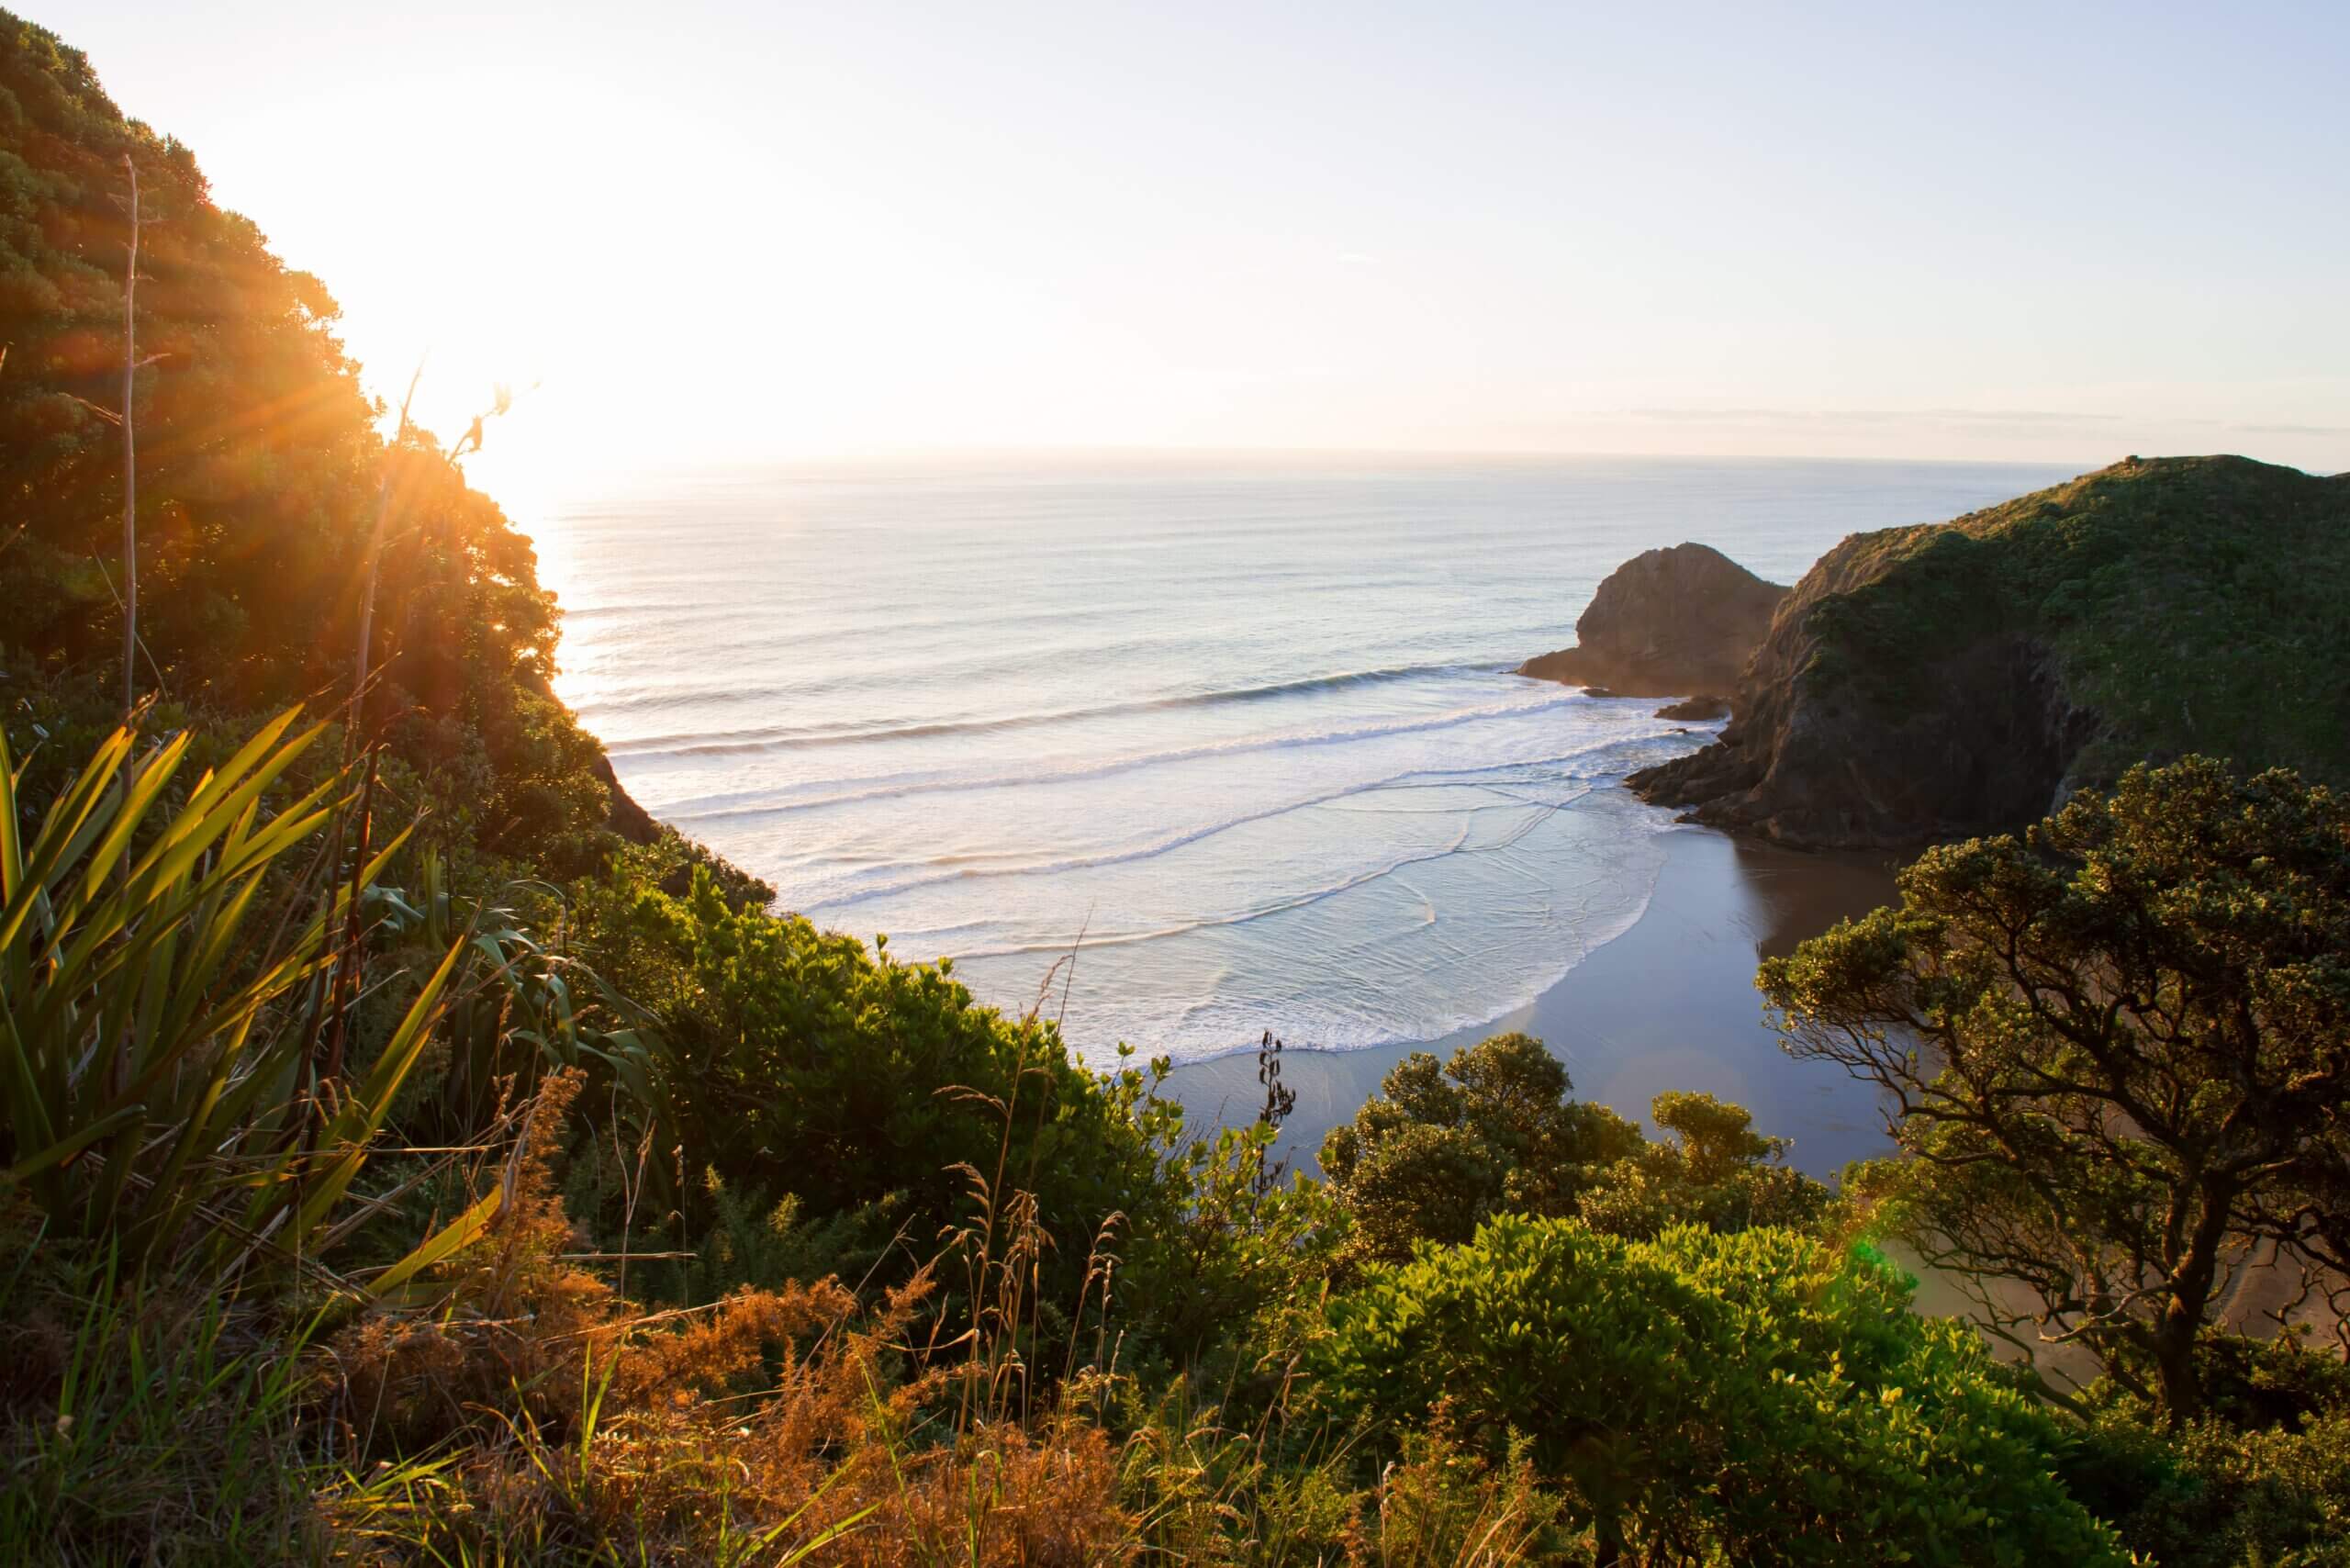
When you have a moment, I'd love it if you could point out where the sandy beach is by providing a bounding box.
[1162,805,1901,1181]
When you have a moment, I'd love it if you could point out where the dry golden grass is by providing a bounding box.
[317,1070,1140,1564]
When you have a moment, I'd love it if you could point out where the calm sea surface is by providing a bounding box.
[533,454,2072,1070]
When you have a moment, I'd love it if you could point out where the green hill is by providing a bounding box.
[1633,455,2350,847]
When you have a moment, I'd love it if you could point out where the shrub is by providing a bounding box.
[2065,1335,2350,1567]
[574,867,1164,1310]
[1575,1091,1830,1240]
[1312,1215,2128,1566]
[1318,1035,1641,1265]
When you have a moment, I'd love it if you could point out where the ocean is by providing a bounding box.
[534,454,2074,1074]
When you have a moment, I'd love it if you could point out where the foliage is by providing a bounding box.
[1312,1214,2131,1566]
[1353,1419,1578,1566]
[1763,756,2350,1417]
[636,1177,898,1310]
[571,865,1165,1307]
[1106,1058,1350,1366]
[9,17,2347,1563]
[0,711,492,1281]
[2128,1411,2350,1567]
[2063,1335,2350,1566]
[319,1073,1136,1566]
[370,846,669,1162]
[1318,1035,1822,1264]
[1574,1090,1830,1240]
[0,11,371,700]
[1112,1388,1577,1566]
[1788,455,2350,793]
[0,9,629,869]
[0,1219,327,1564]
[1318,1034,1641,1265]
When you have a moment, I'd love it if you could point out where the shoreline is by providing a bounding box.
[1161,822,1901,1181]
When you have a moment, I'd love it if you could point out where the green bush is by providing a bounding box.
[1318,1034,1642,1265]
[1575,1090,1830,1240]
[575,866,1162,1302]
[2065,1336,2350,1567]
[1312,1215,2129,1565]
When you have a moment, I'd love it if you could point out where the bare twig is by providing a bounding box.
[64,393,122,426]
[87,554,166,691]
[119,153,140,725]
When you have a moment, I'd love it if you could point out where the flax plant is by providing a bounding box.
[0,709,486,1281]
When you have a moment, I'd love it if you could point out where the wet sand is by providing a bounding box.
[1162,815,1902,1181]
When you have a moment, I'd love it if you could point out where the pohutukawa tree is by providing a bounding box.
[1318,1033,1644,1266]
[1762,756,2350,1420]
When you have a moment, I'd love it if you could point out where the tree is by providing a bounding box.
[1317,1033,1642,1264]
[1575,1091,1830,1240]
[1762,757,2350,1419]
[0,14,615,868]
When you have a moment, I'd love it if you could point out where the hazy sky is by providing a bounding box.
[58,1,2350,501]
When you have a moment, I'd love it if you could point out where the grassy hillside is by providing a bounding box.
[1635,455,2350,846]
[1809,454,2349,790]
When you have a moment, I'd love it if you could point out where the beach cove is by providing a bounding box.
[1164,802,1900,1181]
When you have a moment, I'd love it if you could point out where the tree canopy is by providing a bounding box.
[0,9,614,868]
[1318,1033,1643,1263]
[1762,756,2350,1418]
[1313,1214,2131,1566]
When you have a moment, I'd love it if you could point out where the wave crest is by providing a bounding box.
[604,660,1519,759]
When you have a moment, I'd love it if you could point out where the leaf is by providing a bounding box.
[366,1184,503,1303]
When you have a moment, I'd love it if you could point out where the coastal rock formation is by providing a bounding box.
[1518,543,1786,698]
[1629,456,2350,849]
[1655,695,1730,721]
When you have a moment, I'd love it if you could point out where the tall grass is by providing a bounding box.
[0,1236,325,1563]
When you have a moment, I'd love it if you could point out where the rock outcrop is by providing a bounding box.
[594,751,664,846]
[1655,695,1730,721]
[1628,539,2098,848]
[1628,456,2350,849]
[1518,543,1786,698]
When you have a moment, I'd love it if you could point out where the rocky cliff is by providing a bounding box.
[1628,456,2350,849]
[1518,543,1786,697]
[594,751,665,846]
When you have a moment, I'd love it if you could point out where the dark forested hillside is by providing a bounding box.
[2,11,379,689]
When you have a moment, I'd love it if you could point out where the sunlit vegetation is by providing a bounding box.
[4,9,2348,1564]
[9,725,2345,1563]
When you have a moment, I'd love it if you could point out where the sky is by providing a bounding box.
[57,0,2350,505]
